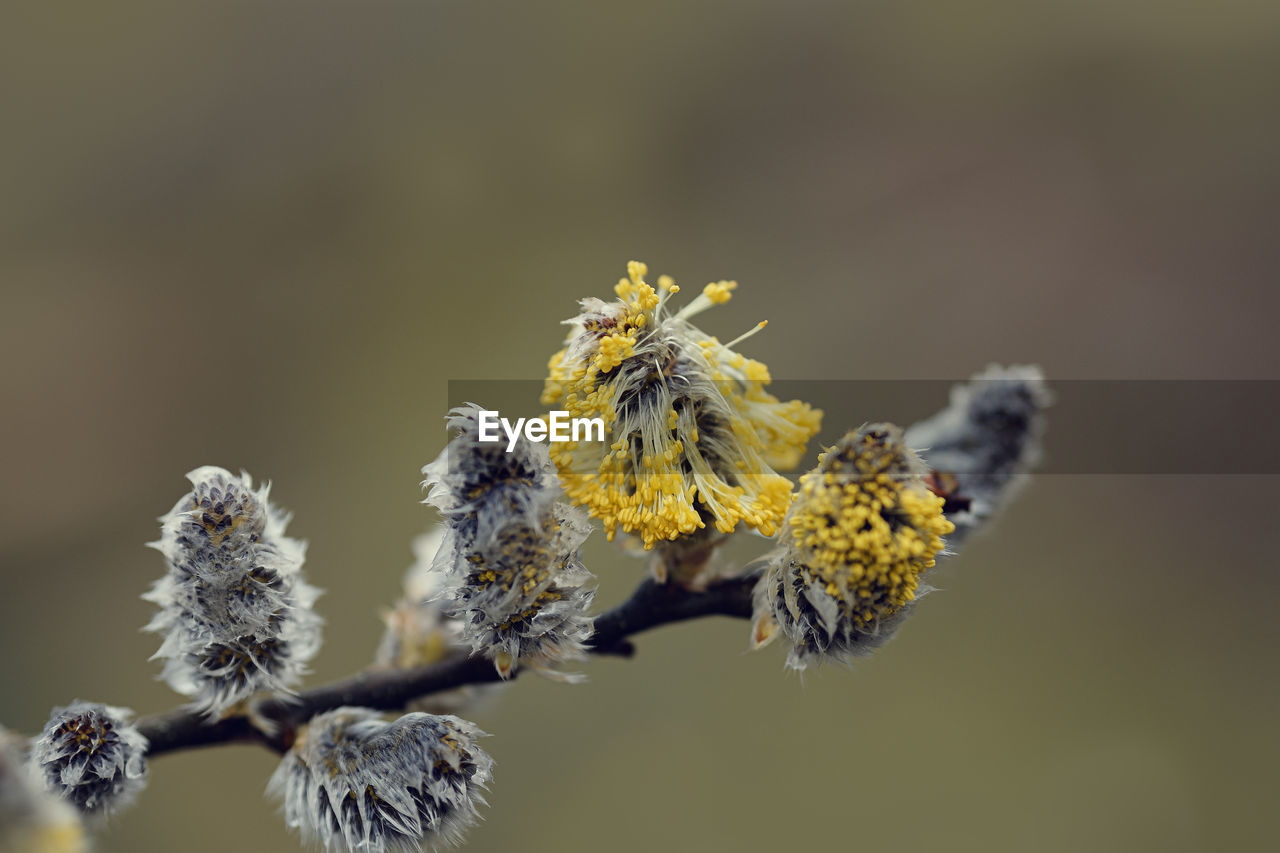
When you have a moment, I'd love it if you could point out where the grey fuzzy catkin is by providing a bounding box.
[905,364,1051,549]
[29,701,147,817]
[376,529,505,715]
[143,466,322,716]
[421,406,596,679]
[268,707,493,852]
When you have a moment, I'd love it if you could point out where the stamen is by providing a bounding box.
[724,320,768,350]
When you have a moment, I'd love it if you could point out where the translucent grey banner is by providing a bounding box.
[444,380,1280,474]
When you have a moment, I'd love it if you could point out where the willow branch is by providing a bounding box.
[136,570,760,758]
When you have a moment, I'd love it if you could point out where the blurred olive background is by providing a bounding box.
[2,2,1278,851]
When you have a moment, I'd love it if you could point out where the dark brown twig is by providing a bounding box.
[137,570,760,757]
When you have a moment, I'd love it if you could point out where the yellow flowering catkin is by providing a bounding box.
[542,261,822,554]
[752,424,954,669]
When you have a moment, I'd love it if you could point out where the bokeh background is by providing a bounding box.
[3,2,1278,851]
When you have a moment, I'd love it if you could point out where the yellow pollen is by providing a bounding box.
[786,432,954,628]
[702,280,737,304]
[543,261,822,550]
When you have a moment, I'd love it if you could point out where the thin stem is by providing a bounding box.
[137,570,760,757]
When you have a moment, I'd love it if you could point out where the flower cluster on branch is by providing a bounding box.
[3,262,1049,853]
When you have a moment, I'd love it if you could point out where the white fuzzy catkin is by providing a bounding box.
[422,406,596,679]
[268,707,493,853]
[29,702,148,817]
[143,466,322,716]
